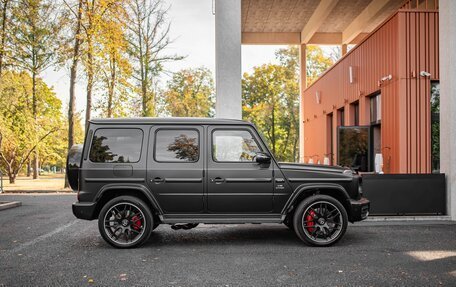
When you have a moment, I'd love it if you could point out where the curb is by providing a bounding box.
[0,201,22,211]
[367,215,451,221]
[1,190,72,194]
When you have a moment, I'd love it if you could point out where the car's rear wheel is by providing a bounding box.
[98,196,153,248]
[293,194,348,246]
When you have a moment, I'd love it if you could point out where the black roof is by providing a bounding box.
[89,117,250,125]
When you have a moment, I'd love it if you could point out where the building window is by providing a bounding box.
[431,81,440,173]
[338,126,370,172]
[326,113,334,165]
[155,129,199,162]
[212,130,262,162]
[370,93,381,124]
[350,101,360,126]
[338,108,345,126]
[90,129,143,163]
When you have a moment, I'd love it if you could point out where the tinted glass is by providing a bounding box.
[89,129,143,163]
[155,129,199,162]
[370,94,381,124]
[213,130,261,162]
[338,126,369,172]
[431,81,440,173]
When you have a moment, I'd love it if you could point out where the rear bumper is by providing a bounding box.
[72,202,97,220]
[349,197,370,222]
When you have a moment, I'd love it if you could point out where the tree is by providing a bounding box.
[162,67,215,117]
[70,0,126,126]
[242,46,335,162]
[63,0,83,187]
[0,0,10,76]
[242,47,300,162]
[305,45,334,86]
[9,0,64,179]
[242,64,291,157]
[0,71,61,183]
[127,0,183,117]
[93,0,132,118]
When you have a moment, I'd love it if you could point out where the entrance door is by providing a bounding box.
[147,126,204,213]
[207,126,274,213]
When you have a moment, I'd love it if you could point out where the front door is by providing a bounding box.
[147,125,204,213]
[207,126,274,213]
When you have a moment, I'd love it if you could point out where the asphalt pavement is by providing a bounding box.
[0,194,455,286]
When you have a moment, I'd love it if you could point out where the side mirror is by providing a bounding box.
[255,152,271,165]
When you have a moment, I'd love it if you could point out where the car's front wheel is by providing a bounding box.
[293,194,348,246]
[98,196,153,248]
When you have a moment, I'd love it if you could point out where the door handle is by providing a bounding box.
[211,177,225,184]
[152,177,164,183]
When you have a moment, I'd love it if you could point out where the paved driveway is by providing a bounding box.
[0,194,455,286]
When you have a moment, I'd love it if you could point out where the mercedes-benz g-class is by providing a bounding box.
[68,118,369,248]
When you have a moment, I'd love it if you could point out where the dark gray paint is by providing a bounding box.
[73,118,367,223]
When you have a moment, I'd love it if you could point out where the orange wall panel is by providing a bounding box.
[302,11,439,174]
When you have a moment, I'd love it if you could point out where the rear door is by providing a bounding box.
[206,125,274,213]
[147,125,204,213]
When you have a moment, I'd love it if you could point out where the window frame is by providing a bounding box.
[153,128,200,163]
[211,128,264,163]
[370,92,382,125]
[88,128,144,164]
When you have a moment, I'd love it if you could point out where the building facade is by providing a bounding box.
[302,9,439,174]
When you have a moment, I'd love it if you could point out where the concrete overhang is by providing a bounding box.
[241,0,405,45]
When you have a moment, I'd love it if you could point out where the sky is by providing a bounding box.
[41,0,288,118]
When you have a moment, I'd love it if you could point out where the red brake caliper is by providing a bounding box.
[306,210,316,233]
[131,215,142,231]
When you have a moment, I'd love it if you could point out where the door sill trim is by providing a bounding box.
[160,214,283,224]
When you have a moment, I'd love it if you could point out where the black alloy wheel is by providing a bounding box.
[98,196,153,248]
[293,194,348,246]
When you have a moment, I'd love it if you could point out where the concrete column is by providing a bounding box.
[440,0,456,220]
[299,44,307,163]
[215,0,242,119]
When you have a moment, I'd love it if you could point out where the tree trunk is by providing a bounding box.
[85,49,93,129]
[84,2,94,130]
[5,164,15,184]
[65,0,83,188]
[26,160,31,177]
[86,72,92,128]
[107,54,116,118]
[32,71,39,179]
[0,0,9,76]
[8,173,15,184]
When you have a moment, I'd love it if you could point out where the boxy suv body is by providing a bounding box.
[69,118,369,248]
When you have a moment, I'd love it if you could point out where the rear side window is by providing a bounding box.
[155,129,199,162]
[89,129,143,163]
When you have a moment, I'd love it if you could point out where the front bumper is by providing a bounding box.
[72,201,97,220]
[349,197,370,222]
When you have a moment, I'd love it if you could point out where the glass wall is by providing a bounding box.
[338,126,370,172]
[431,81,440,173]
[370,93,381,124]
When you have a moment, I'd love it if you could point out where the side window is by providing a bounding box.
[89,129,143,163]
[212,130,262,162]
[155,129,199,162]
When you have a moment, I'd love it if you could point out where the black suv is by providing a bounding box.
[68,118,369,248]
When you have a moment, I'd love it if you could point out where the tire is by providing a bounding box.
[293,194,348,247]
[98,196,153,248]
